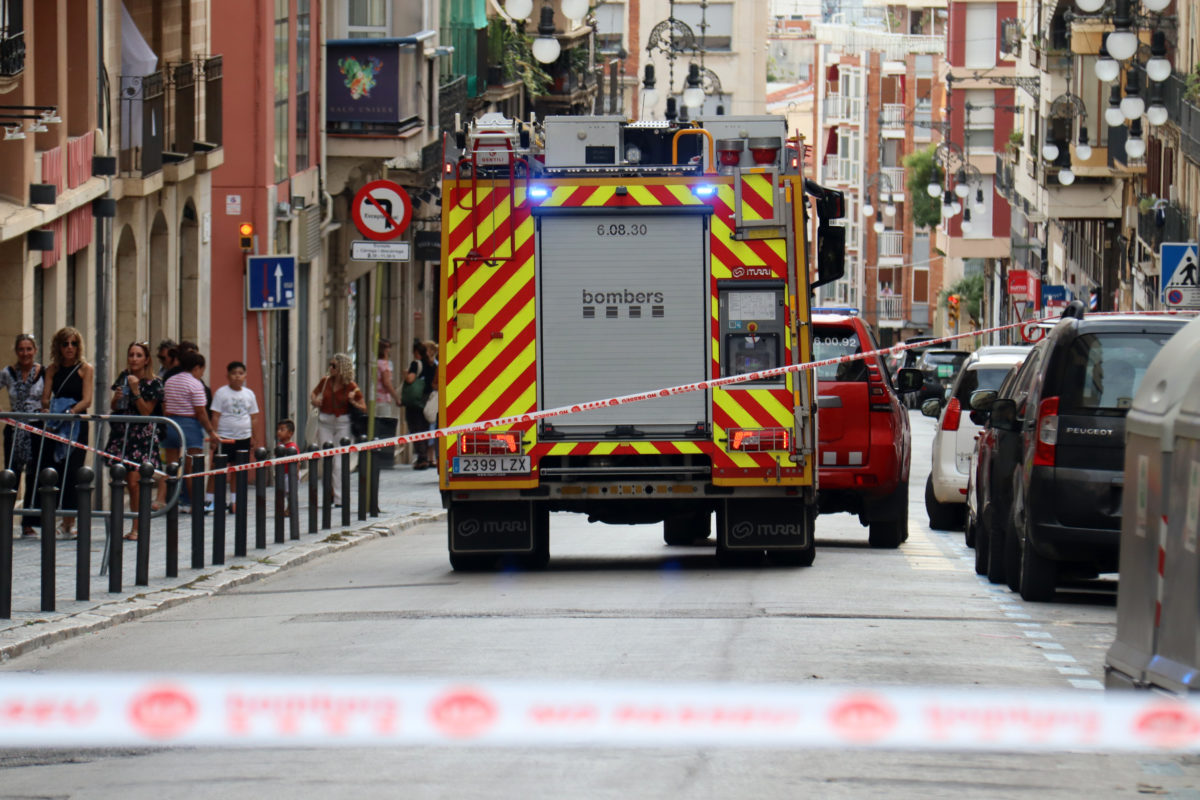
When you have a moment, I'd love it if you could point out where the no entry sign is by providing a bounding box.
[352,180,412,241]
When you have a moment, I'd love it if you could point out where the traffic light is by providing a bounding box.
[238,222,254,251]
[947,293,959,327]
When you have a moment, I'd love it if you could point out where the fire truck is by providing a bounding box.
[436,113,846,570]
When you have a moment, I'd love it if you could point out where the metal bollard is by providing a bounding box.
[108,464,126,594]
[0,469,16,619]
[273,445,286,545]
[289,450,301,541]
[190,455,205,569]
[254,446,268,552]
[370,444,381,517]
[340,437,352,528]
[307,444,319,535]
[322,441,333,530]
[75,467,94,602]
[38,467,59,612]
[235,450,249,557]
[357,436,368,522]
[212,453,228,565]
[135,462,154,587]
[165,462,180,578]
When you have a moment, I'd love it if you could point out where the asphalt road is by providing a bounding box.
[2,412,1196,798]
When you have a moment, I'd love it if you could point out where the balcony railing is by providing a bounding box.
[202,56,222,146]
[0,29,22,77]
[878,230,904,258]
[439,75,468,136]
[877,293,902,320]
[167,62,195,157]
[1138,203,1188,252]
[821,157,858,185]
[326,36,428,135]
[881,167,905,197]
[910,302,930,326]
[119,71,165,177]
[823,94,861,122]
[815,23,945,60]
[1160,69,1200,164]
[880,104,905,129]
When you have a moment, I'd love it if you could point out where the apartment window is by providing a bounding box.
[296,0,310,170]
[348,0,389,38]
[964,4,997,69]
[964,89,995,154]
[274,0,289,182]
[595,1,623,53]
[674,2,732,51]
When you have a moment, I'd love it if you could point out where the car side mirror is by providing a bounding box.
[969,409,989,426]
[921,398,942,418]
[895,368,923,393]
[970,389,998,411]
[815,224,846,287]
[990,398,1019,432]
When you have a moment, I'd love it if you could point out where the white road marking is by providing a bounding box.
[1044,653,1078,663]
[1068,679,1104,691]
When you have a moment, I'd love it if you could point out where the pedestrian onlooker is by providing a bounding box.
[156,339,178,379]
[105,342,164,540]
[210,361,260,507]
[163,349,219,511]
[375,339,403,420]
[0,334,44,538]
[40,327,93,539]
[310,353,365,505]
[276,418,298,516]
[403,339,436,470]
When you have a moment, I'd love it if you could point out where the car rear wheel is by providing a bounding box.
[985,506,1007,584]
[868,517,906,548]
[973,515,989,575]
[925,475,964,531]
[1018,531,1057,602]
[964,510,976,548]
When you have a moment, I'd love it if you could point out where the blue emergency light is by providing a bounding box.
[528,185,550,199]
[812,306,859,316]
[692,184,717,197]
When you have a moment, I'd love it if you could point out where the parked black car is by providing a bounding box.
[913,349,969,405]
[985,305,1190,601]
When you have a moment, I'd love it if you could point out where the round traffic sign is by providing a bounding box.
[351,179,412,241]
[1021,320,1046,343]
[1167,288,1185,306]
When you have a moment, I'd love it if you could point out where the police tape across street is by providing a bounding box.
[0,309,1193,483]
[2,672,1200,751]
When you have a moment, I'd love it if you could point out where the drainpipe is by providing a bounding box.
[95,0,110,416]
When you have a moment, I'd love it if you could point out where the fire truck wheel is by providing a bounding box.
[766,543,815,567]
[449,552,498,572]
[663,512,711,546]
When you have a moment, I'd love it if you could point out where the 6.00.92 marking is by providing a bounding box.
[596,223,648,237]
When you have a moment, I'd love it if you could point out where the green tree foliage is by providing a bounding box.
[903,145,942,230]
[942,274,985,326]
[488,17,552,97]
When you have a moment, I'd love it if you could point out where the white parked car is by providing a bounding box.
[924,346,1030,530]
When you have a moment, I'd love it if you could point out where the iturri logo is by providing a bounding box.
[731,521,755,540]
[458,519,480,537]
[732,521,804,540]
[731,266,775,279]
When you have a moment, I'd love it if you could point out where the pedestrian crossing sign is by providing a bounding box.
[1161,242,1200,309]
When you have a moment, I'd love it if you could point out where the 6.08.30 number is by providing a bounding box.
[596,223,648,237]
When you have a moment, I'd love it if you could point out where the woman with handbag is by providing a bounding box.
[40,327,94,539]
[310,353,365,504]
[403,339,436,470]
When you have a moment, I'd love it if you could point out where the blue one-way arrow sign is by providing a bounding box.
[246,254,297,311]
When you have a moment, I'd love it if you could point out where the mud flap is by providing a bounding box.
[449,501,536,554]
[720,498,812,550]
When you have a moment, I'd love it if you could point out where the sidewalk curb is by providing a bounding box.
[0,509,447,664]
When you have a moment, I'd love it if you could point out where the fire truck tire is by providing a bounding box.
[449,552,497,572]
[663,512,710,545]
[766,543,815,567]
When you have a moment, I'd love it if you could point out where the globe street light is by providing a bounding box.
[505,0,533,20]
[682,64,705,109]
[641,64,658,111]
[1146,85,1168,126]
[1105,84,1125,127]
[1120,69,1144,120]
[532,5,561,64]
[1074,0,1104,12]
[561,0,589,22]
[961,207,973,234]
[1125,119,1146,160]
[862,197,875,218]
[1042,136,1060,162]
[1146,32,1171,83]
[1106,0,1138,61]
[1075,127,1092,161]
[1095,34,1120,83]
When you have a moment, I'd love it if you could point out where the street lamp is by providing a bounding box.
[532,4,561,64]
[961,207,973,234]
[682,64,704,109]
[1146,84,1168,126]
[1074,0,1104,12]
[1106,0,1138,61]
[1041,135,1060,162]
[862,196,875,218]
[561,0,589,22]
[926,167,942,198]
[1120,69,1144,120]
[873,214,885,234]
[1146,31,1171,83]
[1075,127,1092,161]
[954,169,970,198]
[505,0,533,20]
[1095,34,1120,83]
[1125,119,1146,160]
[641,64,658,112]
[1105,84,1125,127]
[884,200,897,218]
[973,187,986,214]
[941,190,954,218]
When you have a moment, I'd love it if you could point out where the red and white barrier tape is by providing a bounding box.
[2,310,1194,483]
[1,673,1199,751]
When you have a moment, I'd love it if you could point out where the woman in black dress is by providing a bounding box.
[40,327,94,539]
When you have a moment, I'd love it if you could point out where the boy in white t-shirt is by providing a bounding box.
[210,361,260,464]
